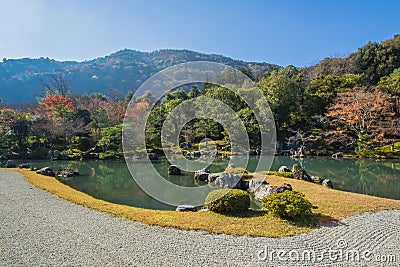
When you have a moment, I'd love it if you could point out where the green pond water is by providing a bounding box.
[14,156,400,210]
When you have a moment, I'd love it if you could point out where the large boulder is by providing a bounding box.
[6,160,16,168]
[214,172,241,189]
[168,165,181,175]
[36,167,55,177]
[291,164,313,182]
[248,179,268,193]
[278,166,291,172]
[254,183,292,201]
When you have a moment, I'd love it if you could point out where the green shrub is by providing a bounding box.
[205,189,250,213]
[261,171,294,178]
[99,150,116,160]
[261,191,316,221]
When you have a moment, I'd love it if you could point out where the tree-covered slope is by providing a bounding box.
[0,49,277,103]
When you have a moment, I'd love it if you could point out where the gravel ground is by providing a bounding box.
[1,170,399,267]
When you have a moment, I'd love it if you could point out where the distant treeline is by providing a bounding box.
[1,35,399,159]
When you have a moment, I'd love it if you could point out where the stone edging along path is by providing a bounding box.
[1,170,399,266]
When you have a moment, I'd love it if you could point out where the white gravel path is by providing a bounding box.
[1,170,399,267]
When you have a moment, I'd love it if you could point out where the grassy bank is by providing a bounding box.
[7,168,400,237]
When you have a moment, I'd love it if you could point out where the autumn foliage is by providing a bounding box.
[39,94,75,119]
[326,88,399,146]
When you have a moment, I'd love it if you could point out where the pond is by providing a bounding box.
[12,156,400,210]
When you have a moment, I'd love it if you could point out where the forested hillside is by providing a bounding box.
[0,49,276,103]
[1,35,399,160]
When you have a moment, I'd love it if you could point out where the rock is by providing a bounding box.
[240,180,250,190]
[214,172,241,189]
[30,167,38,171]
[226,163,235,169]
[208,174,220,183]
[48,150,60,159]
[276,183,293,193]
[168,165,181,175]
[176,205,197,212]
[253,184,271,201]
[53,150,60,159]
[278,166,291,172]
[36,167,55,177]
[254,183,292,201]
[198,208,209,212]
[332,152,344,158]
[148,153,159,160]
[6,160,16,168]
[311,176,324,184]
[18,163,30,169]
[179,142,191,150]
[322,179,334,189]
[56,168,80,178]
[248,179,268,193]
[291,164,313,182]
[194,171,209,181]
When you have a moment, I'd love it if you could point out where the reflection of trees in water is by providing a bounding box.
[271,157,400,200]
[31,157,400,209]
[58,161,172,209]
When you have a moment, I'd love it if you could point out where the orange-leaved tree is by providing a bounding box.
[38,94,76,149]
[326,87,399,148]
[39,94,75,120]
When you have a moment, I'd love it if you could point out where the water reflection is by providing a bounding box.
[16,156,400,210]
[268,157,400,200]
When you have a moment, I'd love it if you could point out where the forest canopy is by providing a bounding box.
[1,35,399,159]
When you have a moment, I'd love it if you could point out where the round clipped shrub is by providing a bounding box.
[261,191,316,221]
[205,189,250,213]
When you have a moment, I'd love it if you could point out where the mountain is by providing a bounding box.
[0,49,278,103]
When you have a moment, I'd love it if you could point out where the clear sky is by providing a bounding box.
[1,0,399,67]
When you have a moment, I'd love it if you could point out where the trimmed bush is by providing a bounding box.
[261,171,294,178]
[205,189,250,213]
[261,191,316,221]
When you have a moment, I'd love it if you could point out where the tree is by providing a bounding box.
[351,35,400,85]
[258,66,305,135]
[39,94,75,120]
[303,74,364,119]
[377,67,400,96]
[41,72,70,97]
[326,88,399,148]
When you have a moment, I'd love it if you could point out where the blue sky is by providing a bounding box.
[1,0,399,67]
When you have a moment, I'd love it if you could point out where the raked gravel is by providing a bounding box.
[1,170,399,267]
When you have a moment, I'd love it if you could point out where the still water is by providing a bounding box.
[17,156,400,210]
